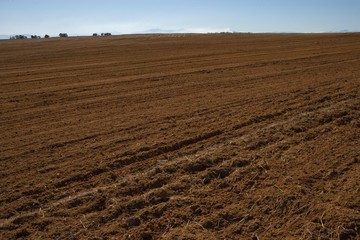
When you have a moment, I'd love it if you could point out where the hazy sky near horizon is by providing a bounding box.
[0,0,359,36]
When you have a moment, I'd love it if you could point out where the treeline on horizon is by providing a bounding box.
[8,31,254,40]
[9,32,112,39]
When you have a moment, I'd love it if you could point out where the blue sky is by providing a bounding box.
[0,0,359,37]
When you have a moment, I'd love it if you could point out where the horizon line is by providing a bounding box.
[1,30,359,39]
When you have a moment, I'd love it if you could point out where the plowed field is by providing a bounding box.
[1,33,359,239]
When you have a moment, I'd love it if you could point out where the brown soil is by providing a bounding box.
[0,33,359,239]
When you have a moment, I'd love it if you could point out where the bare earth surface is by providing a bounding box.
[0,33,359,239]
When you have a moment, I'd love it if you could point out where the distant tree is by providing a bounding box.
[59,33,68,38]
[104,33,111,36]
[93,33,98,37]
[44,34,50,38]
[13,35,27,39]
[10,35,29,39]
[101,33,104,36]
[31,35,41,39]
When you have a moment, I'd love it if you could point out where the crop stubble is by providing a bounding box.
[0,33,359,239]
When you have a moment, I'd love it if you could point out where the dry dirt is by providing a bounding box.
[0,33,359,239]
